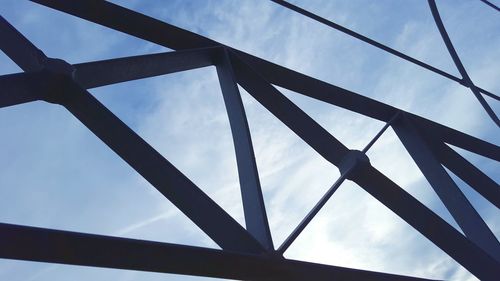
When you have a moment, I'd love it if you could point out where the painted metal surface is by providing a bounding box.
[0,1,499,280]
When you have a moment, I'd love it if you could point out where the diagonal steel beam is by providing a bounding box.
[427,0,499,126]
[232,49,397,122]
[393,114,500,262]
[30,0,500,161]
[278,173,349,254]
[230,52,349,166]
[0,16,47,72]
[235,50,500,162]
[230,54,500,280]
[411,116,500,162]
[215,48,274,250]
[352,166,500,281]
[74,47,220,89]
[30,0,218,50]
[0,222,439,281]
[37,72,265,254]
[433,141,500,209]
[479,0,500,12]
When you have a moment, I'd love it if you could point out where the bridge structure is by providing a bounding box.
[0,0,499,280]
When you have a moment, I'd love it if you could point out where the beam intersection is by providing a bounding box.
[1,1,499,280]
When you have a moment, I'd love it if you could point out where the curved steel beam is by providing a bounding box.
[428,0,499,126]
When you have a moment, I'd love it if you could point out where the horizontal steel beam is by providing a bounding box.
[74,47,220,89]
[0,72,47,108]
[0,223,438,281]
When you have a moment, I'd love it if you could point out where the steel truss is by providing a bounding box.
[0,0,499,280]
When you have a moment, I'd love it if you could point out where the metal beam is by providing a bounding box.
[235,50,500,162]
[393,114,500,262]
[352,166,500,281]
[229,54,500,279]
[0,72,47,108]
[233,49,398,122]
[0,16,46,72]
[434,141,500,209]
[5,2,499,279]
[74,47,220,89]
[278,173,349,254]
[215,48,274,250]
[0,223,438,281]
[268,0,498,101]
[44,75,264,254]
[362,112,400,153]
[479,0,500,12]
[30,0,218,50]
[230,51,349,166]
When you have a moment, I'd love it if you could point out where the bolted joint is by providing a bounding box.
[39,58,76,105]
[338,150,370,180]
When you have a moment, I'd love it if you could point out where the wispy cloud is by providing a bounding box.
[0,1,498,281]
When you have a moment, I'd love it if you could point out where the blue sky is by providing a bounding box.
[0,0,499,280]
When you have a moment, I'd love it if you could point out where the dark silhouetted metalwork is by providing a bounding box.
[271,0,500,126]
[0,0,499,280]
[479,0,500,12]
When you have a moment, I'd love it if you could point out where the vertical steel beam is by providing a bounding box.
[215,48,274,250]
[393,114,500,262]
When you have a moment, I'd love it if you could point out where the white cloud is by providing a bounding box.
[0,1,498,281]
